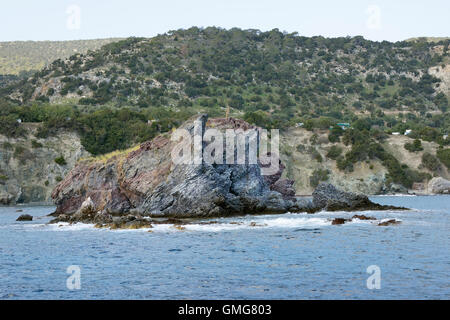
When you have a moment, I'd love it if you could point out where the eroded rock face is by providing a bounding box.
[52,115,297,218]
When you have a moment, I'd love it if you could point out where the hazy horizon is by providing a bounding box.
[1,0,449,42]
[0,31,448,44]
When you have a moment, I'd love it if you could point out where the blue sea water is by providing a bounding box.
[0,196,449,300]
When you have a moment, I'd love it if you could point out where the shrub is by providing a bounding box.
[337,156,354,172]
[328,126,344,143]
[54,156,67,166]
[309,133,319,145]
[326,145,343,160]
[13,145,33,164]
[296,144,306,152]
[437,148,450,169]
[0,116,26,137]
[31,140,43,148]
[310,169,330,188]
[404,139,423,152]
[310,148,323,162]
[421,152,441,171]
[2,141,13,150]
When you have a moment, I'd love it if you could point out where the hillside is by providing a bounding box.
[280,127,449,195]
[1,27,450,197]
[4,28,449,115]
[0,38,123,76]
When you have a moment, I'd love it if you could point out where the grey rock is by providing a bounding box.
[271,179,296,200]
[312,183,405,212]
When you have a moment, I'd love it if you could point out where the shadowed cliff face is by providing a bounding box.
[51,115,297,217]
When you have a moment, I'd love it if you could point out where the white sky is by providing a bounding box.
[1,0,449,42]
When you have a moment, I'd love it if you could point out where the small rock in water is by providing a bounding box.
[352,214,376,220]
[16,214,33,221]
[378,219,401,226]
[16,209,23,212]
[331,218,349,225]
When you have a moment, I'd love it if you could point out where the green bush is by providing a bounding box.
[2,141,13,150]
[0,116,26,137]
[309,133,319,145]
[31,140,43,148]
[421,152,441,171]
[310,169,330,188]
[296,144,306,152]
[404,139,423,152]
[310,148,323,162]
[54,156,67,166]
[337,156,354,172]
[326,145,343,160]
[328,126,343,143]
[437,148,450,169]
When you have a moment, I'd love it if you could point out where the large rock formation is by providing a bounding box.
[52,115,297,218]
[51,115,405,224]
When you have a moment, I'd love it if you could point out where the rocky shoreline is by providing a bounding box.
[46,115,407,229]
[48,183,407,230]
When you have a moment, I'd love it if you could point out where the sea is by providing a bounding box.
[0,196,449,299]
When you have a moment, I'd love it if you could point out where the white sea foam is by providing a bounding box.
[180,216,330,233]
[19,212,409,233]
[25,222,96,231]
[379,218,403,223]
[371,194,417,197]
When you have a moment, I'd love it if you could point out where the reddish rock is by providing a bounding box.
[331,218,349,225]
